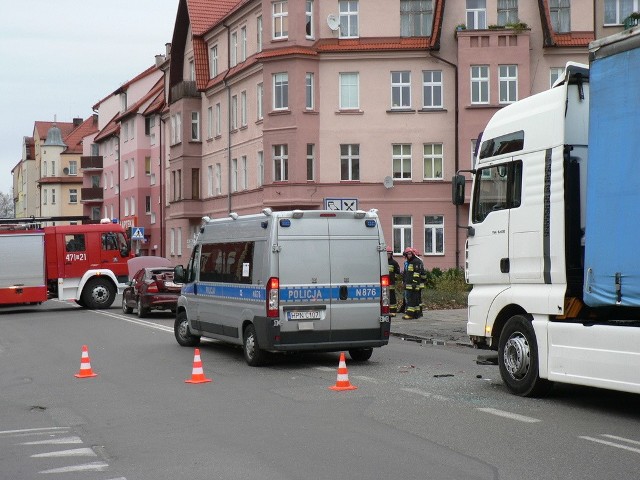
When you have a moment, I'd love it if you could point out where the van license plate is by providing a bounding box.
[287,311,321,321]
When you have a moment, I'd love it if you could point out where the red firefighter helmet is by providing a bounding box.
[386,246,393,253]
[403,247,413,256]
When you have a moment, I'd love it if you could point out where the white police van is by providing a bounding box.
[173,209,391,366]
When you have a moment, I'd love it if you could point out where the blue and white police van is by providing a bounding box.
[173,209,391,366]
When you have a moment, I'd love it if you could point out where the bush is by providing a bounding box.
[395,267,470,310]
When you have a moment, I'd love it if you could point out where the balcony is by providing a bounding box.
[81,187,103,202]
[171,81,199,102]
[81,156,103,170]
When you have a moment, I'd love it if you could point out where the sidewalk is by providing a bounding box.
[389,308,471,347]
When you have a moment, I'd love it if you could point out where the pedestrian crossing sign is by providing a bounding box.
[131,227,145,240]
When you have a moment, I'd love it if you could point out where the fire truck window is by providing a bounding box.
[65,234,86,252]
[102,233,119,250]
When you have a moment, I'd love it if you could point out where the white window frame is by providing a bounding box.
[124,160,129,180]
[240,26,247,62]
[209,45,218,78]
[339,0,359,38]
[231,95,238,130]
[257,83,264,120]
[257,151,264,187]
[306,144,315,181]
[215,163,222,195]
[340,144,360,181]
[306,0,314,38]
[549,67,564,87]
[130,158,135,178]
[499,65,518,104]
[241,91,247,127]
[257,15,263,52]
[550,0,571,32]
[207,165,213,197]
[604,0,638,25]
[273,144,289,181]
[273,1,288,39]
[497,0,519,25]
[241,155,247,190]
[392,216,412,255]
[339,72,359,110]
[400,0,433,36]
[466,0,487,29]
[170,228,175,256]
[391,71,411,109]
[69,160,77,176]
[231,31,238,67]
[43,188,48,205]
[424,215,444,255]
[305,73,314,110]
[471,65,489,104]
[273,73,289,110]
[207,106,213,139]
[191,111,200,141]
[423,143,444,180]
[215,103,221,136]
[422,70,443,108]
[231,158,238,192]
[177,227,183,256]
[392,144,412,180]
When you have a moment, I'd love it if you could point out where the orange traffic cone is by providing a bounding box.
[329,352,357,391]
[185,348,212,384]
[74,345,98,378]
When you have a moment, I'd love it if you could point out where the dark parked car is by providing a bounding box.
[122,267,182,317]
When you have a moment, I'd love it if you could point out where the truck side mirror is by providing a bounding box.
[452,175,466,205]
[120,246,130,258]
[174,265,185,283]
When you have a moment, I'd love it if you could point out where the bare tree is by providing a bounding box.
[0,191,14,218]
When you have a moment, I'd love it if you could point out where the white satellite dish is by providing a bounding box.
[383,176,394,189]
[327,14,340,31]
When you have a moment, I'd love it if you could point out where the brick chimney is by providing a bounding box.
[73,117,83,127]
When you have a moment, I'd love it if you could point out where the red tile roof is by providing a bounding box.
[537,0,594,47]
[116,78,164,121]
[94,113,121,143]
[186,0,242,36]
[315,37,430,53]
[63,116,99,154]
[34,121,75,142]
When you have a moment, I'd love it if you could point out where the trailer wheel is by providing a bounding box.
[82,278,116,309]
[498,315,552,397]
[174,311,200,347]
[243,324,266,367]
[349,348,373,362]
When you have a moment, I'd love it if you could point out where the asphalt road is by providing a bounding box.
[1,299,639,480]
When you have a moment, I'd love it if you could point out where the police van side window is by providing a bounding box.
[472,160,523,223]
[198,242,254,284]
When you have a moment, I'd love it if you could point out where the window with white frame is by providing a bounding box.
[231,31,238,67]
[215,163,222,194]
[424,215,444,254]
[241,91,247,127]
[170,115,176,144]
[241,26,247,61]
[43,188,48,205]
[189,60,195,81]
[109,171,114,188]
[130,195,135,216]
[392,144,412,179]
[130,158,135,178]
[549,67,564,87]
[422,70,443,108]
[209,45,218,78]
[257,83,264,120]
[306,0,314,38]
[550,0,570,32]
[340,144,360,181]
[400,0,433,37]
[466,0,487,29]
[51,161,56,177]
[499,65,518,104]
[497,0,519,25]
[339,1,359,38]
[191,111,200,140]
[604,0,638,25]
[170,228,175,255]
[471,65,489,104]
[124,160,129,179]
[273,73,288,110]
[241,155,247,190]
[307,144,315,181]
[305,73,314,110]
[273,1,288,39]
[423,143,443,179]
[392,216,412,254]
[257,15,263,51]
[124,197,129,216]
[129,119,134,140]
[273,144,288,181]
[207,165,213,197]
[257,151,264,187]
[43,161,47,177]
[145,196,151,213]
[339,72,359,109]
[207,106,213,139]
[391,71,411,109]
[215,103,221,136]
[69,160,77,175]
[231,95,238,130]
[231,158,238,192]
[177,227,182,256]
[123,122,129,142]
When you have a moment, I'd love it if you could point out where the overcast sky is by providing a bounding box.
[0,0,179,195]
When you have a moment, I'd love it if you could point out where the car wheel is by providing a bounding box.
[137,297,148,318]
[122,294,133,314]
[82,278,116,309]
[498,314,552,397]
[174,311,200,347]
[243,324,266,367]
[349,348,373,362]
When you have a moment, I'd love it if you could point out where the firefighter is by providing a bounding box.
[386,246,400,316]
[402,247,424,319]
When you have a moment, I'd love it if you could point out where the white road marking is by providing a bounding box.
[19,436,83,445]
[0,427,67,436]
[579,435,640,454]
[94,310,173,333]
[401,387,451,402]
[315,367,335,372]
[39,461,109,474]
[602,434,640,446]
[352,375,379,384]
[476,407,541,423]
[31,447,97,458]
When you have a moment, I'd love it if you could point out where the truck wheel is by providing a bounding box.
[174,311,200,347]
[82,278,116,309]
[243,324,266,367]
[349,348,373,362]
[137,298,148,318]
[498,315,552,397]
[122,296,133,314]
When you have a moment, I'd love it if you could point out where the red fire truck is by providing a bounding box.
[0,216,135,309]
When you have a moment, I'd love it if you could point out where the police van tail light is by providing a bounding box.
[380,275,390,315]
[267,277,280,318]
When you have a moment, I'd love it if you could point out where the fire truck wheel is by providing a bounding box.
[82,278,116,309]
[174,311,200,347]
[498,314,552,397]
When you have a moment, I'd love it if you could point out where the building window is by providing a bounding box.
[130,196,135,216]
[339,1,359,38]
[257,83,264,120]
[130,158,135,178]
[170,228,175,256]
[400,0,433,36]
[145,156,151,175]
[549,0,570,32]
[231,95,238,130]
[191,111,200,141]
[392,144,412,179]
[549,67,564,87]
[499,65,518,104]
[466,0,487,29]
[231,31,238,67]
[306,0,314,38]
[91,207,101,220]
[273,144,288,181]
[69,161,77,175]
[339,72,359,110]
[422,70,443,108]
[124,160,129,180]
[231,158,238,192]
[424,143,443,180]
[91,175,100,188]
[424,215,444,255]
[241,155,247,190]
[189,60,195,81]
[604,0,637,24]
[207,106,213,139]
[273,73,289,110]
[177,227,183,256]
[257,15,263,52]
[123,122,129,142]
[307,144,315,181]
[392,216,412,254]
[257,151,264,187]
[340,144,360,181]
[191,168,200,200]
[51,161,56,177]
[391,71,411,109]
[124,197,129,216]
[209,45,218,77]
[145,196,151,213]
[273,1,288,39]
[215,103,221,136]
[497,0,519,25]
[240,26,247,62]
[305,73,314,110]
[215,163,222,195]
[207,165,213,197]
[43,188,48,205]
[241,91,247,127]
[471,65,489,104]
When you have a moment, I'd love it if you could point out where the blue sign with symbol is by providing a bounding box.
[131,227,145,240]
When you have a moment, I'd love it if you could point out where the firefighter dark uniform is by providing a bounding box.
[402,247,424,319]
[387,247,400,316]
